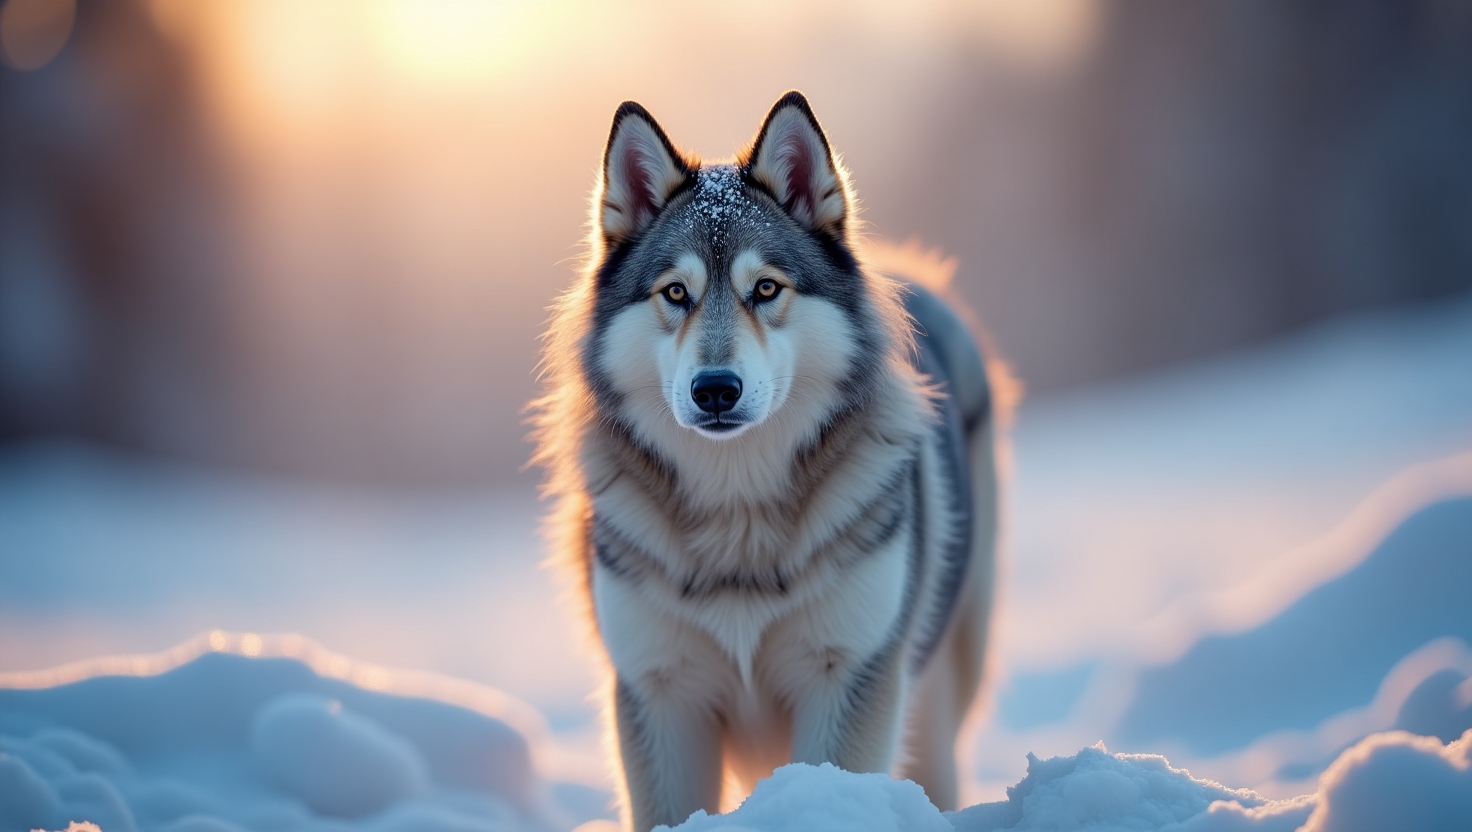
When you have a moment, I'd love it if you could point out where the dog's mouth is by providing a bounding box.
[690,415,749,438]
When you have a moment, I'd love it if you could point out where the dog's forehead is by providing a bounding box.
[692,166,757,220]
[678,165,764,249]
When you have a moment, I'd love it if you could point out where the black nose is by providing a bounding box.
[691,372,742,414]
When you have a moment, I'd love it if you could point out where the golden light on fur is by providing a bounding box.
[532,92,1003,831]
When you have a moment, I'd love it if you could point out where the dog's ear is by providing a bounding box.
[599,102,691,246]
[744,91,848,238]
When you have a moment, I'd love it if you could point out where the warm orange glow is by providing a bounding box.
[368,0,536,83]
[240,632,263,656]
[0,0,74,70]
[571,821,621,832]
[120,0,1110,489]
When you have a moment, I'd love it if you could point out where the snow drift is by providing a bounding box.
[948,730,1472,832]
[3,645,1470,832]
[661,730,1471,832]
[0,647,566,832]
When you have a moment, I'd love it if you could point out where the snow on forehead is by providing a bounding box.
[684,165,760,245]
[694,165,752,214]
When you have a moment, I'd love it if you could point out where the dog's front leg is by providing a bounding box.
[789,643,906,774]
[613,674,722,831]
[596,566,724,830]
[775,537,913,775]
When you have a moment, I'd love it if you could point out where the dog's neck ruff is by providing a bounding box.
[601,361,926,513]
[585,367,932,685]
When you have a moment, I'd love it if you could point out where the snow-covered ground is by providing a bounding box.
[978,294,1472,802]
[4,644,1468,831]
[3,294,1471,830]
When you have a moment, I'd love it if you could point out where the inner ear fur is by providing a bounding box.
[599,102,693,246]
[743,91,849,238]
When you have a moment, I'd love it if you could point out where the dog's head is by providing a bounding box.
[578,92,901,452]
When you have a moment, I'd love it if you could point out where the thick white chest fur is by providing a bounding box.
[586,400,957,780]
[592,506,911,698]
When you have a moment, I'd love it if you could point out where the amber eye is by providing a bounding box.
[662,283,688,304]
[753,278,781,302]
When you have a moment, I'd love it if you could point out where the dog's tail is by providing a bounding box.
[865,237,1022,432]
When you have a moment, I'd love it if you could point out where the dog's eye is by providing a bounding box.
[753,279,781,302]
[661,283,688,305]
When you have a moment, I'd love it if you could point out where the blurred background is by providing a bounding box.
[4,0,1469,483]
[3,0,1472,810]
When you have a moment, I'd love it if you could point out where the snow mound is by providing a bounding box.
[4,642,1470,832]
[251,693,429,818]
[1303,729,1472,832]
[0,648,571,832]
[949,744,1311,831]
[657,763,951,832]
[655,730,1471,832]
[954,729,1472,831]
[1119,496,1472,757]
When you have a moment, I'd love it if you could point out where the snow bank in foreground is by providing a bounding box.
[659,730,1471,832]
[0,647,576,832]
[947,744,1306,831]
[3,647,1469,832]
[659,764,952,832]
[952,729,1470,831]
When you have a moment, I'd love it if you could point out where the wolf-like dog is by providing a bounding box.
[533,91,1000,831]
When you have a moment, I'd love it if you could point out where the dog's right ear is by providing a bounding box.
[599,102,691,247]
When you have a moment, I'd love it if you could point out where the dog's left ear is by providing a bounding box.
[745,91,849,238]
[600,102,692,247]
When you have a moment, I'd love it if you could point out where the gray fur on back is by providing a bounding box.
[904,281,991,667]
[905,283,991,432]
